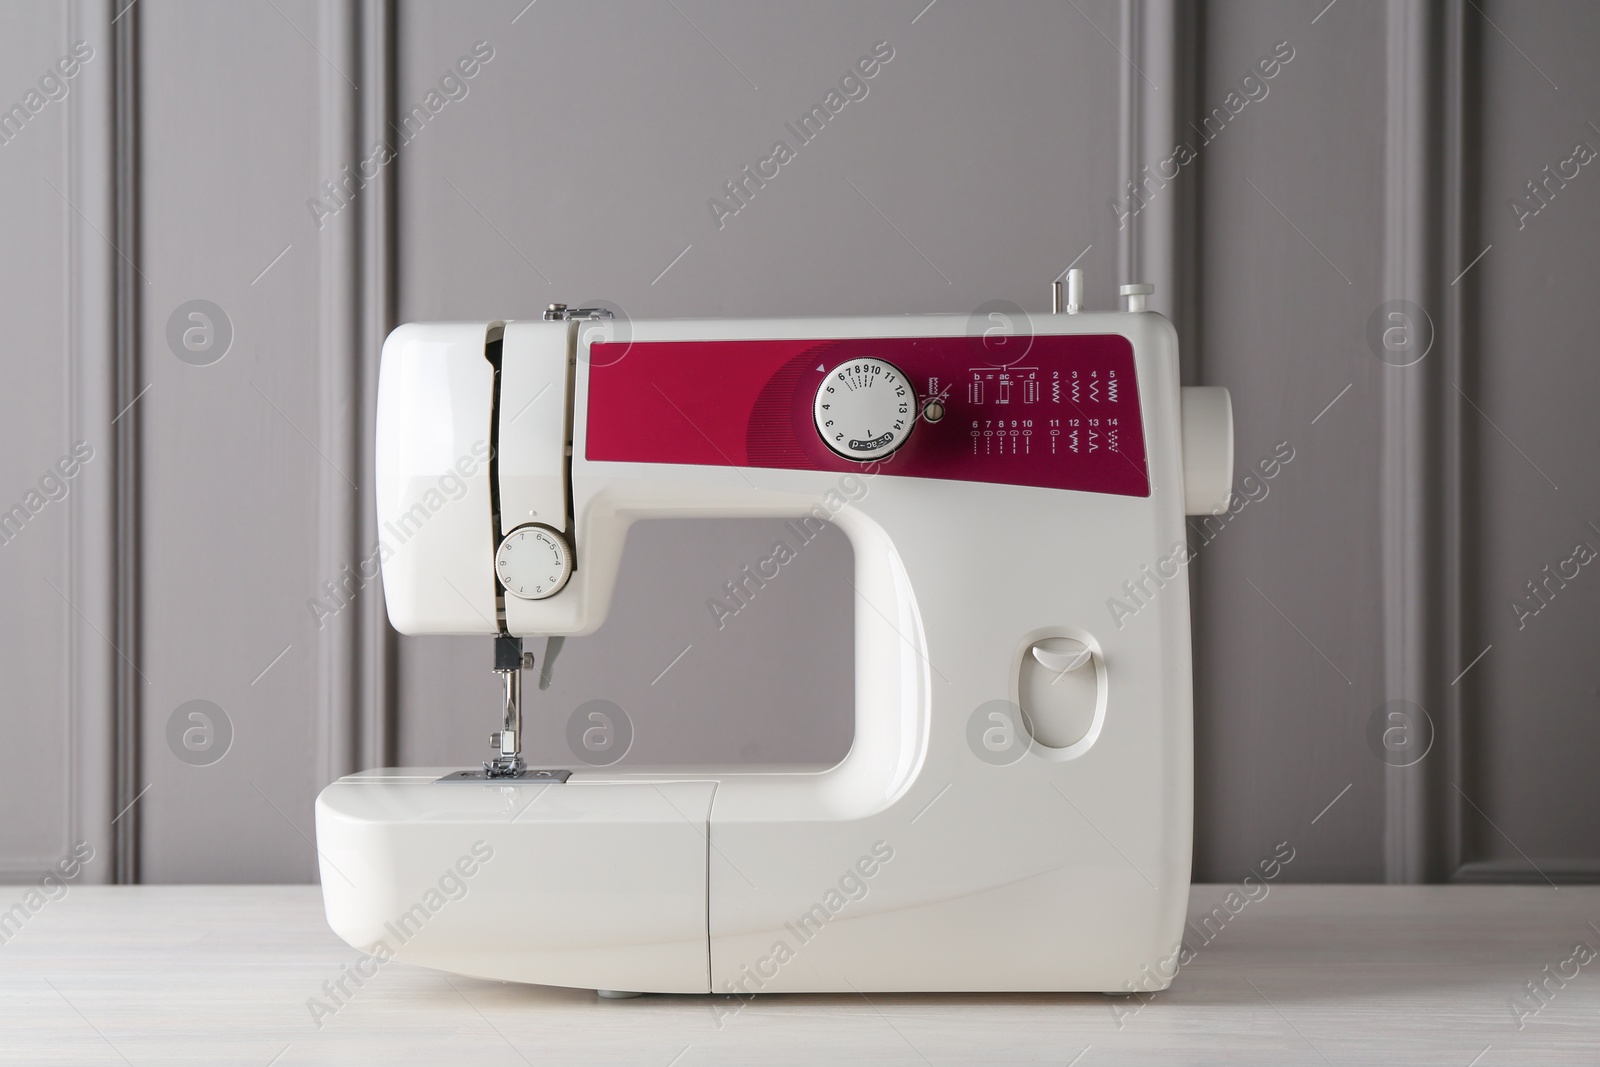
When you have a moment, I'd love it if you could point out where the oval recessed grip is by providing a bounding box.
[1019,638,1098,750]
[1031,642,1092,674]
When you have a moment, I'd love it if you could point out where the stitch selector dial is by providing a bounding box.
[813,359,915,461]
[495,524,572,600]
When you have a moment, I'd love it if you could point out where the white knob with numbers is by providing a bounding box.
[812,359,916,460]
[494,524,573,600]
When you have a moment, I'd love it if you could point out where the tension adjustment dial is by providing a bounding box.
[813,359,915,461]
[495,524,572,600]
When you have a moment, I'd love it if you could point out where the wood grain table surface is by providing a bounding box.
[1,884,1596,1065]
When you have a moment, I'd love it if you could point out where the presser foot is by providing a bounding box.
[484,753,527,779]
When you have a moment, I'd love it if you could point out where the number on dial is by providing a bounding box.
[495,524,573,600]
[813,359,915,461]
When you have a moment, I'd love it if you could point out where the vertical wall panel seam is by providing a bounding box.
[58,0,72,882]
[1122,0,1187,323]
[1176,0,1201,383]
[1118,1,1140,287]
[315,0,363,835]
[1430,0,1465,882]
[1380,0,1421,885]
[1442,1,1473,879]
[111,0,142,885]
[1125,0,1196,871]
[1382,0,1455,884]
[64,0,117,885]
[1181,0,1211,877]
[1133,1,1183,326]
[359,0,397,769]
[1122,0,1191,870]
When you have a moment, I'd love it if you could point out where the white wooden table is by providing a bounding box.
[1,885,1596,1065]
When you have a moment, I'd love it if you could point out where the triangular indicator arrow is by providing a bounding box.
[817,364,825,372]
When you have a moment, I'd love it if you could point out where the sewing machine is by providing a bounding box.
[314,271,1233,996]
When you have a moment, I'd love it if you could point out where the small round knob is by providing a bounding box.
[1120,282,1155,312]
[813,359,915,461]
[495,524,572,600]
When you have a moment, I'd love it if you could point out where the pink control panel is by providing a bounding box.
[586,334,1148,497]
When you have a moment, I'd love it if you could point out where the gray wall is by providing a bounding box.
[3,0,1597,886]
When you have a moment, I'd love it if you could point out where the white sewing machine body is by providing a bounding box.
[315,302,1232,996]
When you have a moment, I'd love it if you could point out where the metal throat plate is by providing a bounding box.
[435,768,573,783]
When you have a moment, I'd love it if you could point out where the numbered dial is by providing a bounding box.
[813,360,915,460]
[494,524,572,600]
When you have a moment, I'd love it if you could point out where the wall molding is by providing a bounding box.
[20,0,122,887]
[1119,0,1191,339]
[1380,0,1471,884]
[46,0,401,883]
[1441,0,1478,882]
[1453,859,1600,885]
[358,0,398,769]
[110,0,142,885]
[314,0,398,799]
